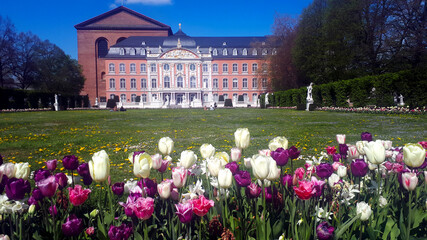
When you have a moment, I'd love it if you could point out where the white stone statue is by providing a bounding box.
[54,94,59,111]
[306,82,313,102]
[265,93,269,105]
[399,94,404,106]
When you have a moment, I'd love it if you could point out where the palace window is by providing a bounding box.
[212,64,218,72]
[252,49,257,55]
[213,94,218,102]
[120,94,126,102]
[130,48,136,55]
[189,64,196,71]
[262,49,268,55]
[262,78,267,88]
[141,78,147,89]
[110,94,115,100]
[120,78,126,89]
[242,78,248,88]
[130,78,136,89]
[222,64,228,73]
[242,48,247,55]
[150,64,157,72]
[109,78,115,89]
[119,48,125,55]
[242,63,248,72]
[252,63,258,72]
[223,49,228,56]
[202,64,208,72]
[232,78,238,89]
[163,64,170,71]
[223,78,228,89]
[232,63,238,73]
[233,93,238,101]
[152,94,157,101]
[213,78,218,88]
[130,63,136,73]
[243,93,248,102]
[262,63,268,72]
[252,78,258,88]
[141,48,146,55]
[233,48,237,55]
[213,49,218,56]
[252,93,258,101]
[131,94,137,102]
[164,76,170,88]
[119,63,125,73]
[140,63,146,73]
[176,63,183,71]
[177,76,183,88]
[203,94,208,102]
[190,76,196,88]
[141,94,147,102]
[223,93,228,100]
[109,63,115,73]
[203,78,208,88]
[151,78,157,88]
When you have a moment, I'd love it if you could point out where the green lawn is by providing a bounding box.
[0,108,426,182]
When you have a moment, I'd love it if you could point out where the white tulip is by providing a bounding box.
[337,165,347,178]
[89,150,110,183]
[157,180,172,199]
[207,157,223,177]
[379,196,387,208]
[235,128,250,149]
[356,201,372,221]
[200,144,215,159]
[403,143,426,168]
[336,134,346,144]
[158,137,174,156]
[244,157,252,168]
[214,152,230,166]
[266,158,281,180]
[151,154,162,170]
[179,150,197,169]
[328,173,340,188]
[356,141,368,155]
[13,162,30,180]
[230,147,242,162]
[364,140,386,165]
[268,136,288,151]
[250,154,270,180]
[0,163,15,178]
[218,168,233,189]
[133,152,152,179]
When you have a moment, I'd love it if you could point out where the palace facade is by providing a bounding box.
[75,6,274,108]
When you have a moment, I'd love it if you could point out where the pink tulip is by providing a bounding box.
[192,195,214,217]
[325,146,337,155]
[68,185,91,206]
[401,172,418,191]
[294,167,305,180]
[37,176,58,198]
[175,202,193,223]
[392,163,404,173]
[157,180,172,199]
[347,145,359,159]
[46,159,57,172]
[293,181,315,200]
[151,154,162,170]
[230,147,242,162]
[134,197,155,220]
[172,167,187,188]
[332,162,344,171]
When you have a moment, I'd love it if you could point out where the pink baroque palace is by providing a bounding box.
[75,6,276,108]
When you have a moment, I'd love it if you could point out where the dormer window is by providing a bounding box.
[242,48,247,55]
[223,42,227,46]
[141,48,146,55]
[141,41,146,45]
[252,49,257,55]
[119,48,125,55]
[232,48,237,55]
[223,49,228,56]
[213,48,218,56]
[130,48,136,55]
[272,48,277,55]
[262,49,268,55]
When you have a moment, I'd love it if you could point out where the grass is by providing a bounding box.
[0,108,426,182]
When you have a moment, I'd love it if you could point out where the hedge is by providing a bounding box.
[270,68,427,108]
[0,88,89,110]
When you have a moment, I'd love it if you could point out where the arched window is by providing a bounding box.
[202,64,208,72]
[130,78,136,89]
[109,78,115,89]
[150,64,157,72]
[262,49,268,55]
[213,49,218,56]
[109,63,115,73]
[262,63,268,72]
[242,78,248,88]
[177,76,183,88]
[252,63,258,72]
[130,48,136,55]
[176,64,183,71]
[97,38,108,58]
[189,64,196,71]
[140,64,146,73]
[131,94,137,102]
[151,79,157,88]
[243,93,248,102]
[242,63,248,72]
[252,49,257,55]
[223,78,228,89]
[222,64,228,73]
[190,76,196,88]
[262,78,267,88]
[252,93,258,102]
[223,49,228,56]
[163,64,170,71]
[119,48,125,55]
[252,78,258,88]
[213,78,218,88]
[130,63,136,73]
[120,94,126,103]
[120,78,126,89]
[212,64,218,72]
[119,63,125,73]
[242,48,248,56]
[141,48,146,55]
[203,78,208,88]
[232,78,238,89]
[233,48,237,55]
[141,94,147,102]
[232,63,238,72]
[110,94,115,100]
[141,78,147,89]
[164,76,170,88]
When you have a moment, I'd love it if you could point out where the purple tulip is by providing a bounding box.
[62,155,79,171]
[288,146,301,160]
[27,196,40,210]
[361,132,373,142]
[54,173,68,189]
[0,175,8,194]
[49,205,58,216]
[350,159,369,177]
[112,182,125,196]
[175,202,193,223]
[34,169,51,182]
[271,147,289,166]
[83,175,93,186]
[140,178,157,198]
[311,177,325,197]
[46,159,57,172]
[234,171,251,187]
[414,158,427,169]
[32,187,44,201]
[282,174,293,189]
[108,223,133,240]
[225,162,240,175]
[316,163,333,179]
[62,214,83,237]
[158,160,169,173]
[316,222,334,240]
[245,182,262,199]
[332,153,341,162]
[37,176,58,198]
[339,144,348,159]
[5,178,31,200]
[77,163,90,176]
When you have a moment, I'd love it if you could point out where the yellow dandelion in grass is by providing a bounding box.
[124,148,128,152]
[60,167,64,171]
[115,147,121,152]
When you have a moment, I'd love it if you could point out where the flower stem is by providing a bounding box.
[262,184,267,240]
[407,191,412,240]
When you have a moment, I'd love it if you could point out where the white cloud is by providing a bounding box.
[115,0,172,5]
[110,3,118,9]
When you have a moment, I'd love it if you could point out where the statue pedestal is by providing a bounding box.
[306,99,313,111]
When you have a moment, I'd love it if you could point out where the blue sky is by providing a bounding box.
[0,0,312,60]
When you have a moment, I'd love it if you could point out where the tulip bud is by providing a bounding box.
[360,132,372,142]
[268,136,288,151]
[401,172,418,191]
[336,134,346,144]
[364,140,386,165]
[179,150,197,169]
[337,165,347,177]
[218,168,233,189]
[88,150,110,183]
[158,137,174,156]
[234,128,250,149]
[90,209,99,218]
[379,196,387,208]
[200,144,215,159]
[244,157,252,168]
[347,145,359,160]
[403,143,426,168]
[46,159,57,172]
[356,201,372,221]
[28,204,36,214]
[230,147,241,162]
[151,154,162,170]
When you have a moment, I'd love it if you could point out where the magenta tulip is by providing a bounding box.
[192,195,214,217]
[234,171,251,187]
[225,161,240,175]
[245,182,262,199]
[112,182,125,196]
[108,223,133,240]
[68,184,91,206]
[317,222,334,240]
[175,202,193,223]
[37,176,58,198]
[46,159,57,172]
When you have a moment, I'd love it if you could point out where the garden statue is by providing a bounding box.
[399,94,404,106]
[54,94,59,111]
[306,82,314,111]
[265,93,269,105]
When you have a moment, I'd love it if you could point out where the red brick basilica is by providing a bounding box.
[75,6,275,108]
